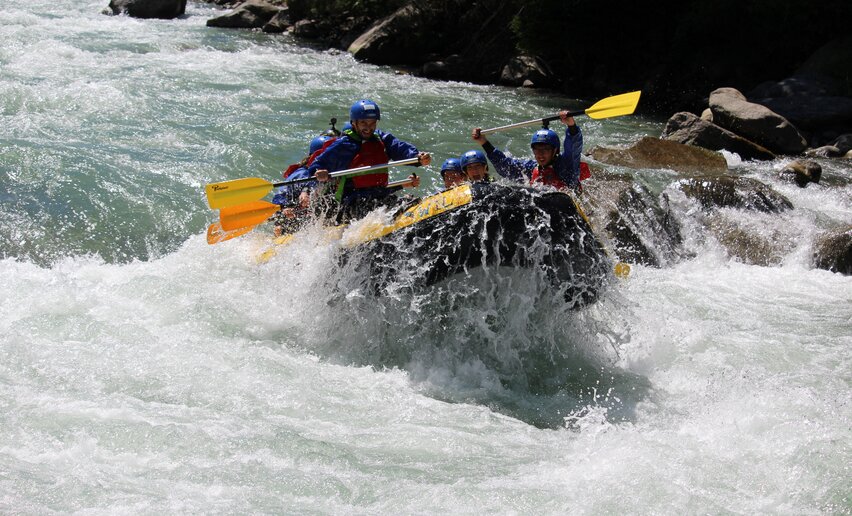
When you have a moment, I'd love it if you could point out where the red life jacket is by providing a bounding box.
[530,164,569,190]
[530,161,592,189]
[282,138,338,179]
[347,138,389,189]
[580,162,591,181]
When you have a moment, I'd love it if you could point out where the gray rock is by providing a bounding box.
[709,87,808,155]
[206,0,282,29]
[804,146,842,158]
[591,136,728,173]
[813,226,852,275]
[347,4,421,64]
[499,55,556,88]
[779,160,822,187]
[700,108,713,122]
[831,134,852,154]
[796,35,852,97]
[421,61,451,79]
[756,95,852,133]
[291,19,322,39]
[662,111,776,161]
[262,8,290,33]
[105,0,186,19]
[678,176,793,213]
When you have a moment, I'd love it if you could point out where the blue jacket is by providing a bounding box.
[272,166,311,206]
[306,129,420,202]
[484,125,583,188]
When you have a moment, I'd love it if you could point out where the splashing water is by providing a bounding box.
[1,0,850,513]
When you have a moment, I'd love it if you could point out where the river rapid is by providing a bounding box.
[1,1,851,513]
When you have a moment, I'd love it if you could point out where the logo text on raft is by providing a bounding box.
[212,185,229,191]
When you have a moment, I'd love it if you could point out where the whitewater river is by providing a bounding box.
[2,0,850,513]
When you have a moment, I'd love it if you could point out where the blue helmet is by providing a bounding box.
[530,129,560,150]
[460,149,487,170]
[349,99,381,121]
[440,158,462,177]
[309,135,333,155]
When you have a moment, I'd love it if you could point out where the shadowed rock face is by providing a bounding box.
[105,0,186,19]
[590,136,728,173]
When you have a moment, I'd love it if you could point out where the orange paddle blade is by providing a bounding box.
[206,222,254,245]
[219,200,281,231]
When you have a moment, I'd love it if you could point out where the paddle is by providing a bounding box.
[212,176,419,236]
[205,157,421,209]
[480,90,641,135]
[206,222,254,244]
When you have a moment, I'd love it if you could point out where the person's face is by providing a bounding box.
[352,119,377,139]
[442,170,467,189]
[464,162,487,182]
[532,144,557,167]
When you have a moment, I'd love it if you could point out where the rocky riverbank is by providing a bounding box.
[192,0,852,152]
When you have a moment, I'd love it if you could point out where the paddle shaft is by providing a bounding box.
[282,157,421,186]
[480,110,582,135]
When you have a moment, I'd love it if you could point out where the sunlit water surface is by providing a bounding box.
[1,1,850,513]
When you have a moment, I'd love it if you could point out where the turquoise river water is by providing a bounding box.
[1,0,850,513]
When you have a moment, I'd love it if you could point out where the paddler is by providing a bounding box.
[439,158,467,190]
[470,111,588,191]
[310,99,429,221]
[459,149,493,183]
[273,119,354,213]
[270,134,339,235]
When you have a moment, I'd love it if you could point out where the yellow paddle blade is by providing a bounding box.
[205,177,274,209]
[585,90,641,119]
[219,200,281,231]
[206,222,254,245]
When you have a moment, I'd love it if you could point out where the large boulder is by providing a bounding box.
[813,226,852,275]
[796,35,852,97]
[262,8,291,33]
[104,0,186,18]
[590,136,728,173]
[662,111,776,161]
[291,18,325,39]
[756,95,852,136]
[348,4,425,64]
[709,87,808,155]
[748,74,843,99]
[677,176,793,213]
[206,0,284,29]
[499,55,557,88]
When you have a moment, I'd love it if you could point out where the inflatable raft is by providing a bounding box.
[260,182,615,307]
